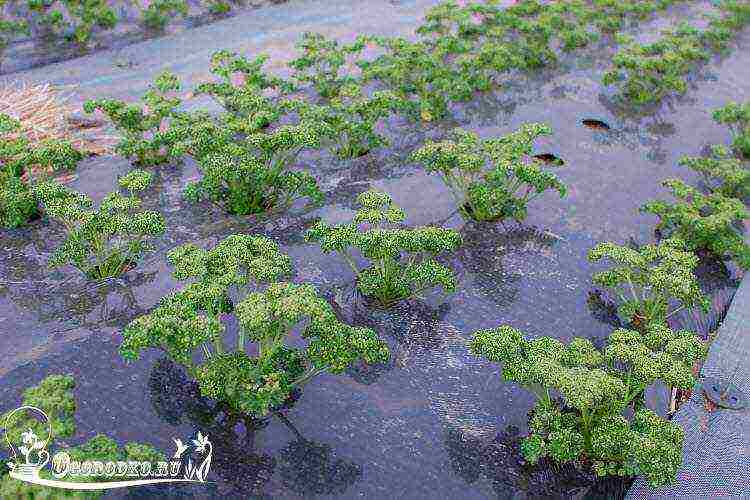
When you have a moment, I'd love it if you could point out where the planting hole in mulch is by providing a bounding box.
[533,153,565,165]
[581,119,611,131]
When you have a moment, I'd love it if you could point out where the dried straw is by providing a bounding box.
[0,80,114,155]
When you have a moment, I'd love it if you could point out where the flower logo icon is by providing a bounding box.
[3,406,52,480]
[3,403,213,489]
[173,438,189,459]
[179,431,212,482]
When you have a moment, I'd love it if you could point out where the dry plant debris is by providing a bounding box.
[0,80,112,156]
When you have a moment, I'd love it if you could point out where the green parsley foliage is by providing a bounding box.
[120,235,389,417]
[165,233,293,299]
[641,179,750,270]
[181,116,329,215]
[679,145,750,199]
[204,0,231,15]
[470,322,705,487]
[83,72,189,167]
[141,0,188,31]
[289,32,367,100]
[410,123,565,222]
[1,375,164,499]
[194,50,294,132]
[588,237,709,328]
[1,374,77,449]
[1,113,83,228]
[357,35,482,122]
[35,170,166,280]
[0,173,38,229]
[25,0,117,46]
[298,84,406,159]
[712,100,750,158]
[603,1,750,106]
[410,0,686,118]
[306,190,462,308]
[602,24,708,106]
[181,53,331,215]
[0,113,83,180]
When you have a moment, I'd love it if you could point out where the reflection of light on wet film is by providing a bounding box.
[432,396,496,427]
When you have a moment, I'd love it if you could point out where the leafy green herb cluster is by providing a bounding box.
[469,193,713,487]
[92,53,401,215]
[0,173,38,229]
[603,0,750,106]
[289,32,367,100]
[299,85,406,159]
[83,72,189,167]
[678,145,750,199]
[411,123,566,222]
[120,234,390,417]
[0,17,28,70]
[306,190,462,307]
[712,100,750,158]
[641,107,750,272]
[194,50,294,123]
[180,110,331,216]
[1,113,83,228]
[367,0,688,121]
[35,169,166,280]
[470,321,706,487]
[141,0,189,31]
[204,0,232,15]
[0,114,83,180]
[24,0,118,45]
[4,4,745,491]
[1,109,167,281]
[0,375,165,499]
[641,179,750,271]
[602,24,708,106]
[588,237,709,328]
[0,0,702,81]
[1,374,77,448]
[357,35,484,122]
[87,61,324,216]
[83,0,728,218]
[0,0,194,59]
